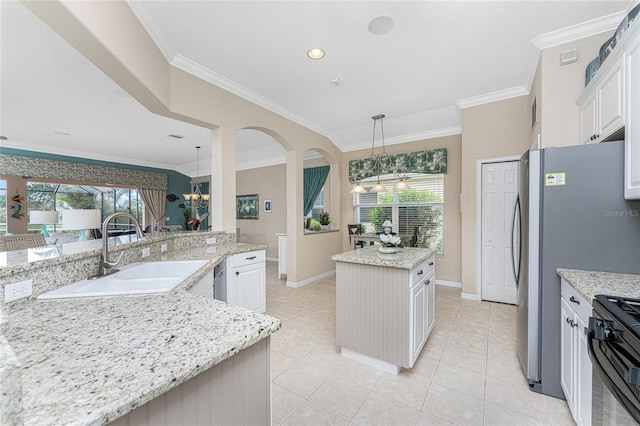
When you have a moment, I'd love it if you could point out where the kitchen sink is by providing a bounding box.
[37,260,209,300]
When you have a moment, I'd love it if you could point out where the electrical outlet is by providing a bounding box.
[5,280,33,303]
[207,237,217,245]
[141,247,151,258]
[207,246,217,254]
[161,243,168,253]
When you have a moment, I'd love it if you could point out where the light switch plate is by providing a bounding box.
[207,237,216,245]
[141,247,151,258]
[207,246,217,254]
[161,243,168,253]
[5,280,33,303]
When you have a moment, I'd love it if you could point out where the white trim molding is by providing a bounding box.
[533,11,626,50]
[461,292,480,301]
[435,279,462,288]
[456,86,529,110]
[286,269,336,288]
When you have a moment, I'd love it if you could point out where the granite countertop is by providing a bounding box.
[2,242,276,426]
[332,247,436,269]
[557,268,640,303]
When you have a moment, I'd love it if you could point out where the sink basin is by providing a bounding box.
[37,260,209,300]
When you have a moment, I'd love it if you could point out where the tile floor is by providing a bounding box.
[265,262,576,425]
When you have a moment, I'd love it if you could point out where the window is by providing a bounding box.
[309,187,325,221]
[353,174,444,253]
[26,181,143,234]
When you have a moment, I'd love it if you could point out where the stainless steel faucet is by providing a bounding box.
[98,212,145,276]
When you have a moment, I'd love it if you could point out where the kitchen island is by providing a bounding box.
[0,235,280,426]
[332,247,436,374]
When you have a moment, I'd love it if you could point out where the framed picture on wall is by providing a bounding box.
[264,200,272,213]
[236,194,259,219]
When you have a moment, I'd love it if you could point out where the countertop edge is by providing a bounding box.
[557,268,640,304]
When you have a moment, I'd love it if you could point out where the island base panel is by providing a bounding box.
[109,337,271,426]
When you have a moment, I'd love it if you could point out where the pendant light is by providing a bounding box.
[183,146,210,208]
[368,114,388,193]
[349,182,367,194]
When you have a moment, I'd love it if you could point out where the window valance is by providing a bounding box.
[0,154,168,190]
[348,147,447,182]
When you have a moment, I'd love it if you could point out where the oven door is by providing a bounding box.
[588,316,640,425]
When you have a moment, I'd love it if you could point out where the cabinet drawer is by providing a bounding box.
[233,250,265,268]
[560,278,592,322]
[410,256,435,286]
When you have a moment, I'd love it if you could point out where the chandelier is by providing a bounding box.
[183,146,210,208]
[350,114,411,194]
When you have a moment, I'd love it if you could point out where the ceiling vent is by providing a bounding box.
[167,134,185,139]
[560,48,578,66]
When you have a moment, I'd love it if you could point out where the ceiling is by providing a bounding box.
[0,1,632,177]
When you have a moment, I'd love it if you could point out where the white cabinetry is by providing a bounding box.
[409,259,435,366]
[188,270,214,299]
[579,58,624,144]
[277,234,287,279]
[578,19,640,199]
[228,250,266,313]
[560,278,592,426]
[625,33,640,199]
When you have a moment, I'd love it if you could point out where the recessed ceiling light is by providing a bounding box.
[330,77,343,86]
[53,131,70,136]
[368,15,394,35]
[307,48,325,60]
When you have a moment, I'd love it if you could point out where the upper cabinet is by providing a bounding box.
[625,32,640,199]
[578,18,640,199]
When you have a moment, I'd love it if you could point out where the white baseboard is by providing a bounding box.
[435,279,462,288]
[341,347,400,375]
[286,269,336,288]
[461,292,480,301]
[266,257,278,263]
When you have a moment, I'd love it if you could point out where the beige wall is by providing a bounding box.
[236,164,287,259]
[341,134,462,284]
[460,95,531,296]
[538,31,614,148]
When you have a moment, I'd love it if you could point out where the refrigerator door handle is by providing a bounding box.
[511,195,521,287]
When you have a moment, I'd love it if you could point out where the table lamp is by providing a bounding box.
[62,209,101,241]
[29,210,59,238]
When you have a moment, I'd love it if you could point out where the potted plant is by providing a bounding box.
[319,211,331,231]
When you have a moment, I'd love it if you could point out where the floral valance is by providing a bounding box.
[349,147,447,182]
[0,154,168,190]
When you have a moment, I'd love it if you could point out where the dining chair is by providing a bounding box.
[409,226,419,247]
[347,224,364,248]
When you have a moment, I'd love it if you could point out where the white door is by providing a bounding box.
[481,161,519,304]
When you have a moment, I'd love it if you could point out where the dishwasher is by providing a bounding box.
[213,258,227,302]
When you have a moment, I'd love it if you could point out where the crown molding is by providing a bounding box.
[456,86,529,110]
[0,139,184,174]
[126,1,176,63]
[341,126,462,153]
[533,11,626,50]
[171,55,332,140]
[523,44,542,93]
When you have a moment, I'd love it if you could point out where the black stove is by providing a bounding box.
[589,295,640,424]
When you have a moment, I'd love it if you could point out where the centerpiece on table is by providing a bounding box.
[377,220,404,254]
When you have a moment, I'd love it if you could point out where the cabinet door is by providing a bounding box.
[560,298,575,409]
[625,35,640,199]
[598,58,625,139]
[410,280,426,366]
[425,275,435,338]
[234,262,266,313]
[576,313,592,426]
[579,90,598,144]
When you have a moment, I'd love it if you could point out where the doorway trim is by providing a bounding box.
[475,154,521,301]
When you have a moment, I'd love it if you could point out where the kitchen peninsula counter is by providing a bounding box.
[1,238,277,426]
[332,246,435,269]
[557,268,640,302]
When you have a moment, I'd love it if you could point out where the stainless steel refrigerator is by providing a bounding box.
[514,140,640,399]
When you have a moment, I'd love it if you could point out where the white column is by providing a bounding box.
[211,126,237,233]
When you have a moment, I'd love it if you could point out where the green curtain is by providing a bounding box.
[349,147,447,182]
[303,165,330,216]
